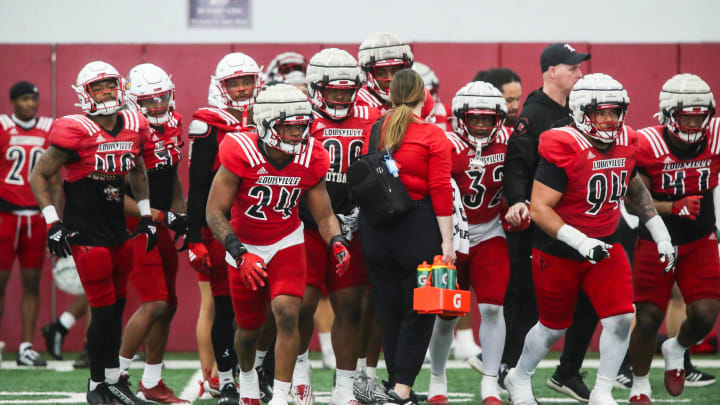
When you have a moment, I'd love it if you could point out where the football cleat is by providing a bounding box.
[352,374,391,404]
[257,365,274,402]
[467,352,483,374]
[547,372,591,402]
[16,345,46,367]
[662,339,685,396]
[218,382,240,405]
[197,376,221,398]
[589,389,618,405]
[685,365,716,387]
[241,398,261,405]
[106,374,146,404]
[41,320,69,360]
[428,373,448,404]
[87,380,113,405]
[291,384,315,405]
[482,397,503,405]
[505,368,538,405]
[628,394,652,405]
[136,379,189,403]
[614,363,633,389]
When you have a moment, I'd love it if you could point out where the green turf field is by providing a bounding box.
[1,352,719,404]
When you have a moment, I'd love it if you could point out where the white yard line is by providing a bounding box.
[178,368,203,403]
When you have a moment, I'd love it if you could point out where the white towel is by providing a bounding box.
[451,178,470,254]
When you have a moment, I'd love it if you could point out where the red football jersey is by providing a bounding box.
[356,85,434,119]
[142,111,183,171]
[430,100,453,131]
[51,111,149,182]
[189,107,254,171]
[539,126,637,238]
[0,114,52,208]
[446,127,509,224]
[218,132,330,245]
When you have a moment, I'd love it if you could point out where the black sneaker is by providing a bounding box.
[41,320,69,360]
[384,389,416,405]
[73,349,90,369]
[218,382,240,405]
[614,363,633,389]
[16,345,47,367]
[256,365,273,403]
[87,380,113,405]
[685,362,716,387]
[106,374,146,404]
[546,372,590,402]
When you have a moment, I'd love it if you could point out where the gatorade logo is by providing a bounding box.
[442,273,448,285]
[453,294,462,309]
[418,274,428,285]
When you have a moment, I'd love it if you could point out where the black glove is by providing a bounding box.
[164,210,189,244]
[132,216,159,252]
[47,221,77,258]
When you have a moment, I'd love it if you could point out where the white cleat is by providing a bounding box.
[292,384,315,405]
[328,389,361,405]
[589,390,618,405]
[504,368,538,405]
[428,373,449,404]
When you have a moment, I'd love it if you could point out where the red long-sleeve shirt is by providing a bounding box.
[362,116,453,216]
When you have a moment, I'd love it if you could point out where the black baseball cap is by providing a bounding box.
[540,43,590,72]
[10,81,39,100]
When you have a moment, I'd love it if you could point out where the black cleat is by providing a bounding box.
[546,372,590,402]
[86,380,113,405]
[41,320,69,360]
[256,365,274,403]
[685,360,716,387]
[614,363,633,389]
[106,374,146,404]
[218,382,240,405]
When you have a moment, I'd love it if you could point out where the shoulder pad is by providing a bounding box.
[637,126,669,158]
[188,120,210,138]
[707,118,720,156]
[495,126,511,145]
[37,116,54,132]
[221,131,266,169]
[0,114,15,131]
[445,131,468,155]
[193,107,240,128]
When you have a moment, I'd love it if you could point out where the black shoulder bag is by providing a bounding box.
[347,118,414,227]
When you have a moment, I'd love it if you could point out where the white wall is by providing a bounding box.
[2,0,720,43]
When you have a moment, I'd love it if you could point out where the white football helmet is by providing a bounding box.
[211,52,262,110]
[265,52,308,86]
[52,256,84,296]
[452,81,507,148]
[126,63,175,125]
[306,48,363,120]
[73,61,126,116]
[659,73,716,143]
[253,84,313,155]
[413,61,439,100]
[570,73,630,143]
[358,32,413,102]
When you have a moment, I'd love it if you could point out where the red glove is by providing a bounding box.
[188,242,212,275]
[672,195,703,220]
[330,235,351,276]
[237,252,268,291]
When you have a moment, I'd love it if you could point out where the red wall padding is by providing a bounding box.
[1,42,719,352]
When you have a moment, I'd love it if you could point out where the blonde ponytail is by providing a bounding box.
[381,69,426,152]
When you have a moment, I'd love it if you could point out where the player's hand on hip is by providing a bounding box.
[132,216,158,252]
[578,238,612,264]
[330,235,351,276]
[47,221,78,258]
[671,195,703,220]
[657,240,676,273]
[188,242,212,275]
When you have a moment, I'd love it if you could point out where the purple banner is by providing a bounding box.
[188,0,251,28]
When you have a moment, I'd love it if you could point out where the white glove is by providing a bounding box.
[336,207,360,241]
[645,216,676,273]
[557,224,612,264]
[656,240,676,273]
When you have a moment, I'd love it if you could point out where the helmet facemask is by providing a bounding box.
[458,107,506,149]
[77,77,125,116]
[262,112,313,155]
[665,105,715,144]
[215,73,260,110]
[366,58,410,102]
[135,90,174,125]
[578,103,627,143]
[312,78,360,120]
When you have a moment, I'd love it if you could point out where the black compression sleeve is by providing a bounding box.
[503,133,539,205]
[186,127,218,243]
[534,157,568,192]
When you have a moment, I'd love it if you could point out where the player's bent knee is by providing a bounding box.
[688,299,720,335]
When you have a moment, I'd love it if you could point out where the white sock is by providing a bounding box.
[319,332,333,354]
[455,328,476,347]
[593,373,614,394]
[219,369,234,388]
[89,380,101,391]
[515,322,565,379]
[429,317,458,376]
[335,368,355,395]
[356,357,367,374]
[630,374,651,398]
[478,303,506,376]
[481,374,499,400]
[240,368,260,398]
[19,342,31,352]
[292,350,311,385]
[598,313,633,380]
[142,363,163,389]
[105,367,121,384]
[119,356,133,374]
[254,350,267,369]
[273,379,292,399]
[366,366,377,380]
[59,312,76,330]
[663,337,687,370]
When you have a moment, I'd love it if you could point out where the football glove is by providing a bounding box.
[671,195,703,220]
[188,242,212,275]
[47,221,77,258]
[330,234,351,276]
[577,238,612,264]
[132,216,159,252]
[336,207,360,241]
[657,240,676,273]
[226,234,267,291]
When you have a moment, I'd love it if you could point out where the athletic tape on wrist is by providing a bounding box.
[42,205,59,224]
[137,199,151,217]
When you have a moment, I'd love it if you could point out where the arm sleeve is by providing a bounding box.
[427,127,453,216]
[186,127,218,243]
[503,133,538,205]
[535,157,568,192]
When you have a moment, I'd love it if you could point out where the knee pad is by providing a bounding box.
[601,312,634,338]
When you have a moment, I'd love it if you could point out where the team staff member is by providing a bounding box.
[359,69,454,404]
[502,43,594,401]
[474,68,523,128]
[0,81,53,367]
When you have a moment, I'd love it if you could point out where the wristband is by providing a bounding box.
[556,224,588,251]
[329,234,349,248]
[42,205,60,224]
[224,234,248,260]
[645,215,672,243]
[137,199,151,217]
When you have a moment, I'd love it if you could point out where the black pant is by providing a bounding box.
[359,200,439,387]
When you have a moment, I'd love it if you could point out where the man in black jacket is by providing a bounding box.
[502,43,595,402]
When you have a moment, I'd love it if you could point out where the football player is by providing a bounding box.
[503,74,675,405]
[117,63,189,404]
[186,52,262,401]
[290,48,381,405]
[413,61,453,131]
[205,84,350,405]
[628,74,720,404]
[264,51,308,88]
[30,60,158,405]
[0,81,53,367]
[428,81,512,405]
